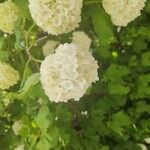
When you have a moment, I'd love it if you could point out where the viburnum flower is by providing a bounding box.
[0,62,20,90]
[145,138,150,144]
[72,31,92,50]
[42,40,59,57]
[137,144,147,150]
[29,0,83,35]
[102,0,146,27]
[15,144,24,150]
[40,43,99,102]
[12,120,22,135]
[0,0,19,33]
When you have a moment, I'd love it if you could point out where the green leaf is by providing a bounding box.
[134,101,150,119]
[141,52,150,66]
[145,0,150,14]
[0,37,8,61]
[0,102,4,117]
[0,37,5,50]
[36,138,51,150]
[89,5,115,46]
[101,146,109,150]
[14,19,24,50]
[108,81,130,95]
[35,105,52,130]
[108,82,130,95]
[88,4,116,58]
[129,55,138,67]
[133,37,147,54]
[95,95,127,114]
[106,64,130,95]
[137,74,150,97]
[21,73,40,92]
[0,51,9,61]
[109,111,131,135]
[106,64,129,80]
[14,0,31,20]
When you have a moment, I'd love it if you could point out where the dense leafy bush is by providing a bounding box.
[0,0,150,149]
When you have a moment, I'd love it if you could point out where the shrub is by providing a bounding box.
[0,0,150,149]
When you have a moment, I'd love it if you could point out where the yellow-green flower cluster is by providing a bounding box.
[0,0,19,33]
[0,62,20,90]
[29,0,83,35]
[102,0,146,27]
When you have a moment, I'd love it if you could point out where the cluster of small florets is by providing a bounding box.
[72,31,92,50]
[15,144,24,150]
[29,0,83,35]
[40,33,99,102]
[0,62,20,90]
[102,0,146,27]
[42,40,60,57]
[0,0,19,33]
[12,120,22,135]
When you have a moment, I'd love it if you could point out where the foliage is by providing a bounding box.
[0,0,150,149]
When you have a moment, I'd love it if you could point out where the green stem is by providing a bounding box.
[25,36,47,65]
[31,57,43,63]
[25,23,36,48]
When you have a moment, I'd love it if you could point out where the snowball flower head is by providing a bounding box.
[42,40,59,57]
[29,0,83,35]
[0,62,20,90]
[15,144,24,150]
[137,144,147,150]
[40,43,99,102]
[145,138,150,144]
[0,0,19,33]
[72,31,92,50]
[12,120,22,135]
[102,0,146,27]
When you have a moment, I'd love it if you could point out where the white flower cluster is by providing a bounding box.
[137,144,147,150]
[12,120,22,135]
[0,0,19,33]
[40,33,99,102]
[102,0,146,27]
[42,40,59,57]
[145,138,150,144]
[72,31,92,50]
[15,144,24,150]
[0,62,20,90]
[29,0,83,35]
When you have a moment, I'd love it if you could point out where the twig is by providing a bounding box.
[26,35,48,62]
[25,23,36,48]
